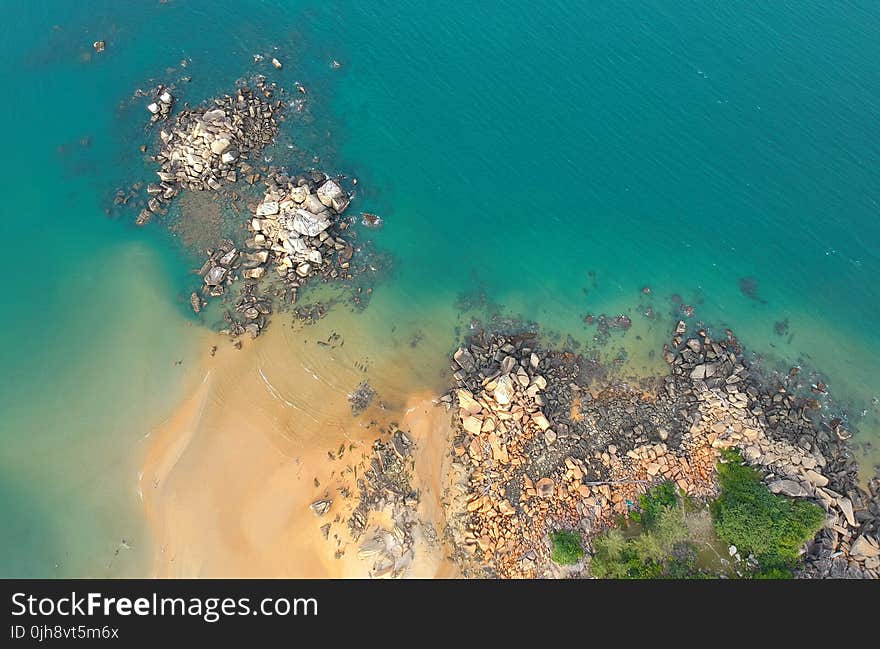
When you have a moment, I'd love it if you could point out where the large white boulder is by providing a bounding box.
[256,201,280,216]
[317,179,344,207]
[493,375,515,406]
[210,138,231,155]
[291,209,331,237]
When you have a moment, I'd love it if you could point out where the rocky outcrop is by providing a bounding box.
[146,86,175,124]
[244,170,354,288]
[348,432,421,578]
[138,81,285,226]
[190,168,358,338]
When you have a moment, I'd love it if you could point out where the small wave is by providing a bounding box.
[258,367,297,408]
[258,367,324,424]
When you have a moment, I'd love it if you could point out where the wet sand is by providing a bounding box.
[141,314,456,578]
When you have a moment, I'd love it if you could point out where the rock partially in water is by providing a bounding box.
[361,212,383,229]
[317,179,349,213]
[203,265,228,286]
[189,292,202,314]
[348,380,377,416]
[148,82,285,198]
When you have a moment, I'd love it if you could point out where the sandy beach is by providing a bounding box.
[140,315,457,578]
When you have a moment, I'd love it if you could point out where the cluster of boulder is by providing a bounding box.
[245,170,355,287]
[350,433,422,578]
[190,242,274,337]
[313,430,426,578]
[189,169,358,337]
[145,86,175,123]
[138,81,285,225]
[440,321,879,579]
[440,331,719,578]
[127,77,380,339]
[663,323,880,578]
[348,380,377,416]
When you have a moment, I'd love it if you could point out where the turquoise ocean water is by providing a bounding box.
[0,0,878,576]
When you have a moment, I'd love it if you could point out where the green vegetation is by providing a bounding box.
[589,481,705,579]
[588,453,825,579]
[710,449,825,576]
[637,479,677,527]
[550,530,585,565]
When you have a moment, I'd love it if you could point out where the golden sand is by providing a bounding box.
[140,312,457,578]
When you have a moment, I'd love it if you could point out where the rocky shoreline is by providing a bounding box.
[439,322,879,578]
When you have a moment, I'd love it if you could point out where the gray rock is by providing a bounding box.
[453,347,477,372]
[289,186,308,203]
[291,209,331,237]
[330,195,350,213]
[304,194,326,214]
[316,179,344,208]
[202,108,227,122]
[309,499,332,516]
[500,355,517,374]
[256,200,279,216]
[837,497,858,528]
[690,364,707,380]
[768,479,808,498]
[286,236,310,255]
[218,248,238,267]
[204,265,228,286]
[210,138,232,155]
[803,469,829,488]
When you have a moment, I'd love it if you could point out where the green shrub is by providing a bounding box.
[710,450,825,573]
[653,503,689,549]
[590,528,661,578]
[589,484,701,579]
[638,479,678,527]
[589,529,626,578]
[753,566,794,579]
[550,530,585,565]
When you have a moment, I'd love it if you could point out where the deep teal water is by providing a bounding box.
[0,0,878,576]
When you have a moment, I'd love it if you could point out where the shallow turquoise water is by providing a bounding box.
[1,0,878,576]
